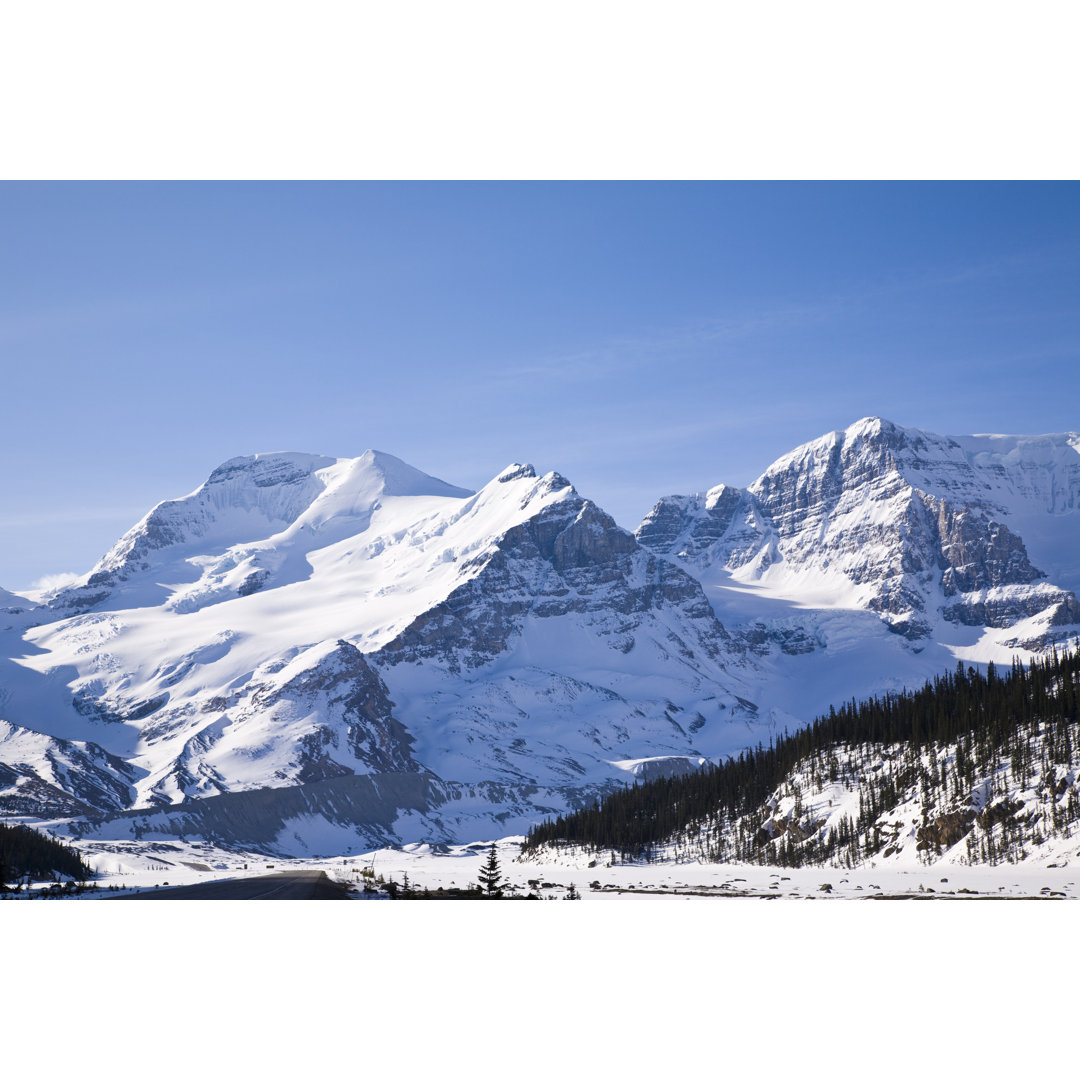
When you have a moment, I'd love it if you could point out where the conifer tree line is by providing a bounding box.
[522,644,1080,867]
[0,823,91,885]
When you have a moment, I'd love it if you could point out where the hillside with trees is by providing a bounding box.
[0,823,91,886]
[522,646,1080,869]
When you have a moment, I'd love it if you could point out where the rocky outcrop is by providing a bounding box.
[736,622,821,656]
[916,809,975,851]
[943,591,1080,629]
[926,498,1043,594]
[635,485,754,564]
[0,719,139,814]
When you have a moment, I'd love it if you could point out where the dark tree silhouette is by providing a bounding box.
[0,824,90,885]
[477,843,503,896]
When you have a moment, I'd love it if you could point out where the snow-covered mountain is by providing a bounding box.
[636,417,1080,722]
[0,450,757,851]
[2,420,1078,855]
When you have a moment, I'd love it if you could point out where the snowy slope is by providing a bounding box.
[0,586,40,633]
[0,718,137,816]
[1,451,758,844]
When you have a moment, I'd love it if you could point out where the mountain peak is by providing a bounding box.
[204,451,339,489]
[48,449,473,613]
[351,450,473,499]
[495,463,537,483]
[845,415,895,439]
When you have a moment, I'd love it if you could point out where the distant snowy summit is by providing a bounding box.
[637,417,1080,651]
[1,420,1078,855]
[1,449,743,848]
[49,450,473,614]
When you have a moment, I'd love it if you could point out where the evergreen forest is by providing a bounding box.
[522,646,1080,868]
[0,823,91,886]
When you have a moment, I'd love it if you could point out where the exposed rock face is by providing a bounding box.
[635,485,756,566]
[930,500,1042,595]
[636,418,1080,646]
[975,798,1026,831]
[379,487,730,673]
[0,719,138,815]
[736,622,820,656]
[916,810,976,851]
[756,812,823,846]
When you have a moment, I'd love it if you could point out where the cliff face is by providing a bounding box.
[637,418,1080,647]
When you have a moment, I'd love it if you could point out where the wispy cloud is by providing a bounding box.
[488,241,1078,391]
[29,571,80,592]
[877,242,1080,295]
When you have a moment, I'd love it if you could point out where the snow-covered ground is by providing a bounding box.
[6,833,1077,899]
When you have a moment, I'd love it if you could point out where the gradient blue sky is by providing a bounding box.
[2,181,1078,590]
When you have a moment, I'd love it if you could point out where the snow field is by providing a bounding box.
[11,832,1074,901]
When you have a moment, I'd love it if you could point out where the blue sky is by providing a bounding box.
[2,181,1078,590]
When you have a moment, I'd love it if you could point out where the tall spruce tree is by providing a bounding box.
[477,843,503,896]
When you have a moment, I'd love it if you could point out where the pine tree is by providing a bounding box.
[477,843,503,897]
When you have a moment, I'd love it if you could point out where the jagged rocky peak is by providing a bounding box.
[464,462,641,578]
[490,461,574,498]
[635,417,1080,646]
[495,462,537,483]
[749,416,922,532]
[760,417,1080,517]
[377,459,732,680]
[752,420,1077,619]
[636,483,754,564]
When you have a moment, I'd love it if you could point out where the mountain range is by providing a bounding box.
[2,418,1077,855]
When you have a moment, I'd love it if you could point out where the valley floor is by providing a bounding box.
[7,833,1079,899]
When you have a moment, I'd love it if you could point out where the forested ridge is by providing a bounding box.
[1,823,91,885]
[522,646,1080,867]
